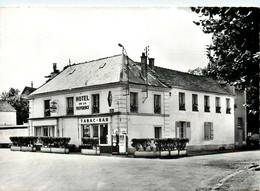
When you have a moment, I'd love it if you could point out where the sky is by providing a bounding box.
[0,0,258,94]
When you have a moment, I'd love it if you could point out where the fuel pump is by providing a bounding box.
[119,134,128,154]
[111,133,119,154]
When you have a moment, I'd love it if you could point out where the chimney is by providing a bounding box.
[31,81,33,88]
[149,58,155,70]
[53,63,58,73]
[141,53,147,78]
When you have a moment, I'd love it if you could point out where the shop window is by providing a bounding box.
[175,121,191,139]
[82,125,90,137]
[44,100,51,117]
[92,94,100,114]
[67,97,74,115]
[154,95,161,114]
[215,97,221,113]
[130,92,138,113]
[82,124,108,145]
[100,124,108,144]
[226,98,231,114]
[35,126,54,137]
[93,125,99,137]
[204,122,213,140]
[154,127,162,138]
[204,96,210,112]
[192,94,198,111]
[35,127,41,137]
[179,92,185,111]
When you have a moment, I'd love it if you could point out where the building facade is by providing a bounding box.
[29,53,235,153]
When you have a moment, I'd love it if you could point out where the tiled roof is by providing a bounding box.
[31,55,166,96]
[30,54,232,96]
[153,66,233,95]
[0,101,16,112]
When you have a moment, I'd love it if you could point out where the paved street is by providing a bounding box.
[0,149,259,191]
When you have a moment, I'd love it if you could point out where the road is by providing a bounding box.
[0,149,259,191]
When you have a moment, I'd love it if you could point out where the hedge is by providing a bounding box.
[39,137,71,148]
[82,137,99,149]
[9,136,38,147]
[131,138,189,151]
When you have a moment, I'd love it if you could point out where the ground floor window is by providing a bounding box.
[204,122,214,140]
[175,121,191,139]
[34,126,54,137]
[154,127,162,138]
[82,124,108,144]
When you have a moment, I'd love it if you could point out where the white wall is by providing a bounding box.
[0,112,17,126]
[0,126,28,144]
[168,88,235,147]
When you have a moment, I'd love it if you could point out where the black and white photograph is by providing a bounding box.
[0,1,259,190]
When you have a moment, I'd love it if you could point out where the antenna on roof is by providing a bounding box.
[69,58,71,68]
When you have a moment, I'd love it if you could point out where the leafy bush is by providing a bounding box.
[131,138,153,151]
[39,137,71,148]
[132,138,189,151]
[82,137,99,149]
[9,136,38,146]
[176,138,189,150]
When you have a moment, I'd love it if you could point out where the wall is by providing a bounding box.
[0,111,17,126]
[0,125,28,147]
[168,88,235,150]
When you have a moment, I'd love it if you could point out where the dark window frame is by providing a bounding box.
[44,100,51,117]
[204,96,210,112]
[192,94,199,112]
[67,97,74,115]
[130,92,138,113]
[179,92,185,111]
[92,94,100,114]
[154,94,161,114]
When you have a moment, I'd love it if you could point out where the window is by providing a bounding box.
[82,125,90,137]
[82,124,108,145]
[204,122,213,140]
[154,127,162,138]
[67,97,74,115]
[192,94,198,111]
[44,100,51,117]
[238,117,243,128]
[175,121,191,139]
[130,92,138,113]
[226,98,231,114]
[215,97,221,113]
[93,125,99,137]
[35,127,41,137]
[204,96,210,112]
[92,94,100,114]
[154,95,161,114]
[34,126,54,137]
[179,93,185,110]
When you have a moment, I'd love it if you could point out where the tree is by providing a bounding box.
[1,88,29,125]
[187,67,207,76]
[191,7,259,133]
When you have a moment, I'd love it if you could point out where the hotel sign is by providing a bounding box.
[79,117,111,124]
[75,95,90,110]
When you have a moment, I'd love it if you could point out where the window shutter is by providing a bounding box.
[175,121,180,138]
[204,122,208,140]
[186,122,191,140]
[210,122,214,140]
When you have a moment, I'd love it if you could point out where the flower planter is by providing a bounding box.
[10,146,21,151]
[40,147,69,154]
[81,148,100,155]
[10,146,36,152]
[134,151,156,158]
[159,151,170,157]
[170,150,179,156]
[179,150,187,156]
